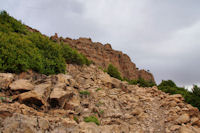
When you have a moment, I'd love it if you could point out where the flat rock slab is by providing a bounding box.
[9,79,34,91]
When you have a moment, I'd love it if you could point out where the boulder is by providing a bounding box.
[191,117,199,125]
[176,113,190,124]
[49,84,74,108]
[170,125,180,131]
[33,83,51,101]
[18,91,46,108]
[169,94,184,101]
[38,118,49,130]
[50,84,68,99]
[18,83,51,108]
[0,73,14,89]
[9,79,34,91]
[56,74,71,84]
[74,122,101,133]
[179,126,195,133]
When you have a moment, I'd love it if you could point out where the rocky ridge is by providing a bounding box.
[0,64,200,133]
[50,33,154,82]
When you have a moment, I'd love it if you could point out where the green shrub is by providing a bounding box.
[61,42,91,66]
[158,80,177,88]
[84,116,100,125]
[137,78,156,87]
[126,78,156,87]
[0,96,11,102]
[73,116,79,123]
[0,10,91,75]
[99,110,104,114]
[79,90,90,96]
[0,11,28,34]
[96,88,102,92]
[107,64,122,80]
[158,80,200,110]
[106,64,156,87]
[0,31,66,75]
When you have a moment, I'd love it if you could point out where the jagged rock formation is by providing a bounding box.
[0,64,200,133]
[50,34,154,82]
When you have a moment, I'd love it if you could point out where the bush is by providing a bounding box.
[96,88,102,92]
[0,11,28,34]
[136,78,156,87]
[61,42,91,66]
[0,10,91,75]
[192,85,200,97]
[107,64,122,80]
[126,78,156,87]
[0,31,66,75]
[79,90,90,96]
[158,80,200,110]
[84,116,100,125]
[73,116,79,123]
[158,80,177,88]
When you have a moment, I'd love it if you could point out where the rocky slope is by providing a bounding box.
[0,64,200,133]
[50,33,154,82]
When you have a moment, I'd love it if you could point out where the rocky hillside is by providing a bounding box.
[0,64,200,133]
[50,33,154,82]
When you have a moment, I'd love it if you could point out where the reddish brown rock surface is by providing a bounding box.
[50,34,155,82]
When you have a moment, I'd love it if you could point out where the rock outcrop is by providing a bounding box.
[0,64,199,133]
[50,34,154,82]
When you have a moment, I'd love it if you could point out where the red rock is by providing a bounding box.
[61,37,155,82]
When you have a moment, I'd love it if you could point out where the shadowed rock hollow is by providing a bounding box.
[0,64,200,133]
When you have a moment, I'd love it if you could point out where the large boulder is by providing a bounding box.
[9,79,34,91]
[176,113,190,124]
[49,83,74,108]
[18,91,46,108]
[18,83,51,108]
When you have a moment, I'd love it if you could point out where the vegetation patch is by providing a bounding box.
[96,88,102,92]
[106,63,156,87]
[99,110,104,115]
[158,80,200,110]
[84,116,100,125]
[0,11,91,75]
[73,116,79,123]
[107,64,122,80]
[95,101,104,107]
[79,90,90,96]
[0,97,12,102]
[127,78,156,87]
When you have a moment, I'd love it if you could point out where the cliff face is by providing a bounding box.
[51,34,154,82]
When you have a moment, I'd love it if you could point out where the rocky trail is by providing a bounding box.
[0,64,200,133]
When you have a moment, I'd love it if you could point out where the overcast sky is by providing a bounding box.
[1,0,200,87]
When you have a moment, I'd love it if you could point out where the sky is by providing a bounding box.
[1,0,200,88]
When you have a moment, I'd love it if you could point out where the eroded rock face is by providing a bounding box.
[50,34,154,82]
[0,64,200,133]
